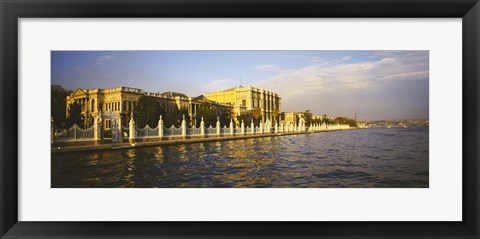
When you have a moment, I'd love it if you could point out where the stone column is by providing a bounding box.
[200,117,205,137]
[275,122,278,134]
[182,114,187,139]
[129,112,135,144]
[158,115,164,140]
[216,117,221,137]
[230,119,234,136]
[260,90,265,122]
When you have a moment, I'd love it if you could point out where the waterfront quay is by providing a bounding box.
[52,126,355,154]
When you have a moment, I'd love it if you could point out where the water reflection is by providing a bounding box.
[52,127,429,188]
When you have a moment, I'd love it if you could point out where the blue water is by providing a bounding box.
[51,127,429,188]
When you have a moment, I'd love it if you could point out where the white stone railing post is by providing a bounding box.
[216,117,221,136]
[93,115,101,142]
[117,113,123,143]
[275,122,278,134]
[260,120,264,134]
[251,120,255,134]
[230,119,234,136]
[51,117,54,144]
[158,115,164,140]
[182,114,187,139]
[265,119,269,134]
[200,117,205,137]
[129,112,136,144]
[241,119,245,135]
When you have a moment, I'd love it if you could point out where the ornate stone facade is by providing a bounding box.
[66,86,232,129]
[206,85,281,123]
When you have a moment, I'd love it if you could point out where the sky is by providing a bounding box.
[51,50,429,121]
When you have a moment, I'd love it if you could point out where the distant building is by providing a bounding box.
[65,86,231,129]
[206,85,281,123]
[282,112,299,126]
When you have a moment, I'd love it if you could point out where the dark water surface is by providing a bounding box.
[52,127,429,188]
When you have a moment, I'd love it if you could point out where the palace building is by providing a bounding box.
[65,86,232,129]
[206,85,281,123]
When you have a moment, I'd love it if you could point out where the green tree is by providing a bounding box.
[236,112,252,127]
[195,104,217,127]
[51,85,71,128]
[134,96,161,128]
[218,109,232,127]
[303,110,313,127]
[66,101,84,128]
[272,108,280,124]
[252,107,262,125]
[322,114,331,125]
[333,117,358,127]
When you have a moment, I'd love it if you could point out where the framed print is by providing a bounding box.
[1,0,479,238]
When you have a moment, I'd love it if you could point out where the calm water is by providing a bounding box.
[52,127,429,188]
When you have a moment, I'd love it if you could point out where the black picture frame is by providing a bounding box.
[1,0,479,238]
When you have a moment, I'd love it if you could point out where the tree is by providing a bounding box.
[333,117,358,127]
[322,114,331,125]
[252,107,262,125]
[66,101,84,128]
[303,110,313,127]
[272,108,280,124]
[195,104,216,127]
[134,96,161,128]
[218,109,232,127]
[236,112,252,127]
[51,85,71,128]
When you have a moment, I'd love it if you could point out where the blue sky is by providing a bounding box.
[51,50,428,121]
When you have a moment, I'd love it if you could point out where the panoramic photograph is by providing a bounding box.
[51,50,429,188]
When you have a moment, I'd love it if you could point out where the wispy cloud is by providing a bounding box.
[256,51,428,100]
[277,54,305,59]
[196,78,238,96]
[254,64,291,74]
[95,55,116,66]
